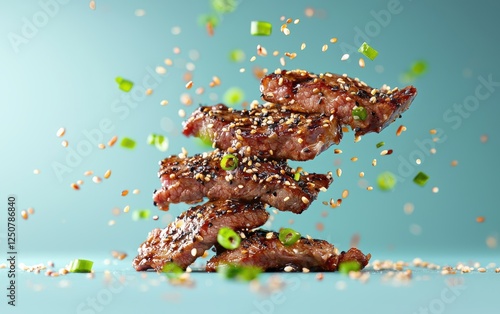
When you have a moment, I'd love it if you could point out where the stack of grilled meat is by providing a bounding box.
[133,69,417,273]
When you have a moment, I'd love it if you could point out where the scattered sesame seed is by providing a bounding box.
[404,203,414,215]
[123,205,130,213]
[104,169,111,179]
[284,266,293,272]
[301,196,310,204]
[416,158,422,165]
[164,58,173,66]
[330,37,338,43]
[21,210,28,220]
[92,176,102,184]
[191,248,197,257]
[71,183,80,190]
[121,190,129,197]
[302,267,310,273]
[28,207,34,215]
[480,134,488,143]
[430,148,437,154]
[280,57,286,67]
[429,129,437,135]
[322,44,328,52]
[495,268,500,273]
[359,172,365,178]
[334,149,342,154]
[108,135,118,147]
[56,127,66,137]
[316,273,324,281]
[336,168,342,177]
[33,169,40,175]
[155,66,167,75]
[76,180,84,185]
[341,54,350,61]
[145,88,153,96]
[372,159,377,166]
[89,0,96,10]
[478,267,486,273]
[342,190,349,198]
[108,220,115,226]
[98,143,106,149]
[185,81,193,89]
[301,43,306,50]
[476,216,485,223]
[432,187,439,193]
[351,156,358,162]
[366,186,373,191]
[283,28,291,36]
[396,125,406,136]
[239,68,246,73]
[61,140,68,147]
[359,58,365,68]
[178,109,186,118]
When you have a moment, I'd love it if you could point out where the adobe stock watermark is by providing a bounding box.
[393,74,499,183]
[76,271,135,314]
[8,0,72,54]
[250,275,303,314]
[339,0,405,55]
[51,66,165,182]
[412,278,466,314]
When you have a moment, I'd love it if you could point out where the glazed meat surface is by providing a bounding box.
[260,69,417,136]
[133,200,269,272]
[206,229,371,272]
[153,149,332,213]
[182,103,342,161]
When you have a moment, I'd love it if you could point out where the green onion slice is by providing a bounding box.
[358,42,379,61]
[376,141,385,148]
[115,77,134,92]
[162,262,184,280]
[220,154,238,171]
[293,172,301,181]
[211,0,238,14]
[229,49,246,63]
[377,171,397,191]
[154,135,168,152]
[217,264,262,281]
[279,228,301,247]
[147,134,157,145]
[132,209,151,221]
[352,106,367,121]
[338,261,361,274]
[413,171,429,186]
[223,87,245,106]
[120,137,136,149]
[217,227,241,250]
[69,259,93,273]
[250,21,272,36]
[411,60,428,76]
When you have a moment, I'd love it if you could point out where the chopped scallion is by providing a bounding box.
[154,135,168,152]
[223,87,245,106]
[115,77,134,92]
[120,137,136,149]
[293,172,301,181]
[217,264,262,281]
[229,49,246,63]
[217,227,241,250]
[220,154,238,171]
[132,209,150,221]
[338,261,361,274]
[377,171,396,191]
[352,106,367,121]
[279,228,301,247]
[358,42,378,61]
[376,141,385,148]
[69,259,93,273]
[413,171,429,186]
[162,262,184,279]
[250,21,272,36]
[211,0,238,14]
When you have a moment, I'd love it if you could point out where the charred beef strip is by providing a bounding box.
[153,149,332,214]
[206,229,371,272]
[182,103,342,161]
[133,199,269,272]
[260,69,417,137]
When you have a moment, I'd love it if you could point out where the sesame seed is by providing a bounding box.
[342,190,349,198]
[250,56,256,62]
[283,28,290,36]
[366,186,373,191]
[121,190,129,196]
[495,268,500,273]
[316,273,324,281]
[191,248,197,257]
[33,169,40,175]
[145,88,153,95]
[155,66,167,75]
[76,180,84,185]
[71,183,80,190]
[56,127,65,137]
[108,135,118,147]
[61,140,68,147]
[322,44,328,52]
[152,215,159,221]
[429,129,437,135]
[92,176,102,184]
[284,266,293,272]
[265,232,273,239]
[21,210,28,220]
[372,159,377,166]
[351,156,358,162]
[104,170,111,179]
[178,109,186,118]
[301,43,306,50]
[341,54,349,61]
[396,125,406,136]
[301,196,310,204]
[478,267,486,273]
[334,149,342,154]
[432,187,439,193]
[336,168,342,177]
[359,172,365,178]
[185,81,193,89]
[98,143,106,149]
[28,207,34,215]
[476,216,485,223]
[89,0,96,10]
[84,170,93,176]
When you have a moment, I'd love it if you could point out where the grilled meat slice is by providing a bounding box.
[182,103,342,161]
[153,149,332,213]
[206,229,370,272]
[133,200,269,272]
[260,69,417,137]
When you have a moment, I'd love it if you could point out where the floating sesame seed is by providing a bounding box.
[98,143,106,149]
[341,54,350,61]
[83,170,93,176]
[123,205,130,213]
[92,176,102,184]
[283,28,290,36]
[284,266,293,272]
[478,268,486,273]
[351,156,358,162]
[366,186,373,191]
[250,56,256,62]
[330,37,338,43]
[191,248,197,257]
[28,207,34,215]
[280,57,286,67]
[495,268,500,273]
[265,232,273,239]
[89,0,96,10]
[301,43,306,50]
[476,216,485,223]
[396,125,406,136]
[178,109,186,118]
[316,273,324,281]
[173,47,181,54]
[322,44,328,52]
[359,172,365,178]
[336,168,342,177]
[239,68,246,73]
[61,140,68,147]
[432,187,439,193]
[144,88,153,96]
[359,58,365,68]
[301,196,310,204]
[185,81,193,89]
[108,220,115,226]
[342,190,349,198]
[56,127,66,137]
[33,169,40,175]
[108,135,118,147]
[429,129,437,135]
[164,58,173,66]
[155,66,167,75]
[71,183,80,190]
[102,170,111,179]
[21,210,28,220]
[372,159,377,166]
[354,135,362,143]
[415,158,422,165]
[334,149,342,154]
[121,190,129,197]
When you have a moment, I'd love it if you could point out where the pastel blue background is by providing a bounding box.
[0,0,499,313]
